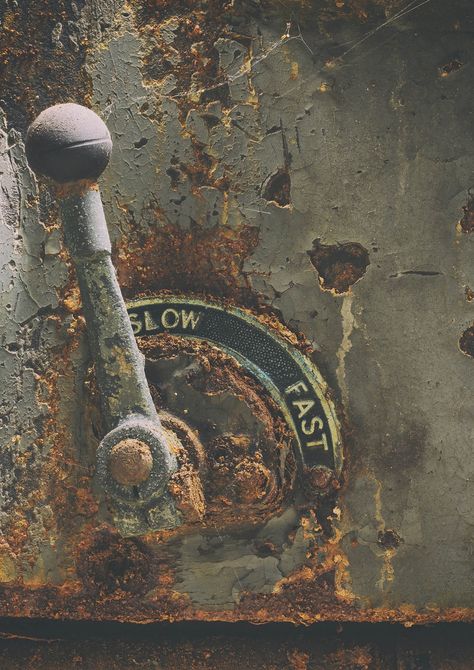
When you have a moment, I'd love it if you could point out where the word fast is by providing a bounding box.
[285,380,329,451]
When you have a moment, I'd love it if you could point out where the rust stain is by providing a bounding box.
[439,58,464,78]
[76,527,155,598]
[1,311,96,579]
[62,286,82,315]
[0,2,89,131]
[54,180,99,199]
[308,240,370,295]
[0,582,471,624]
[465,287,474,302]
[160,412,206,523]
[140,334,297,530]
[459,325,474,358]
[323,647,373,669]
[1,0,472,630]
[136,0,238,119]
[287,649,309,670]
[115,220,260,306]
[458,192,474,233]
[0,499,472,628]
[290,62,299,81]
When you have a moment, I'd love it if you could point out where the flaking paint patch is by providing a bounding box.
[167,507,311,608]
[336,294,355,407]
[373,477,395,596]
[0,0,473,624]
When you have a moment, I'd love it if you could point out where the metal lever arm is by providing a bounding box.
[25,104,178,516]
[60,188,157,427]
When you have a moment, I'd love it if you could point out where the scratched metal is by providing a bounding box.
[0,0,473,624]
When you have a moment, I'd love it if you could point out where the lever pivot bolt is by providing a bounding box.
[108,439,154,487]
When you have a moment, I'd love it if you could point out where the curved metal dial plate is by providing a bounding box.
[127,297,342,474]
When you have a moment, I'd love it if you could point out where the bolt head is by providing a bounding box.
[303,465,338,498]
[96,418,177,503]
[108,438,154,487]
[25,103,112,183]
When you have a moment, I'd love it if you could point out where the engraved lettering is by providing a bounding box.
[301,416,323,435]
[181,309,201,330]
[126,299,338,471]
[161,308,180,329]
[306,433,329,451]
[144,310,160,332]
[285,380,308,395]
[292,399,315,418]
[129,312,143,335]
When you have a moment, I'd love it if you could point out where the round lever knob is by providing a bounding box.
[25,103,112,183]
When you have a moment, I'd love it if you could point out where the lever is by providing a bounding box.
[25,103,180,524]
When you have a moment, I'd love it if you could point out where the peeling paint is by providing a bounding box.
[336,295,355,409]
[0,0,473,626]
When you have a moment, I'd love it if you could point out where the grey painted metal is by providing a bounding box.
[60,190,158,429]
[25,104,178,525]
[1,0,473,619]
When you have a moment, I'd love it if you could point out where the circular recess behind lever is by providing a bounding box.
[127,296,343,476]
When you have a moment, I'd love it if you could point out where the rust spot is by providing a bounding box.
[62,286,82,314]
[262,169,291,207]
[236,567,359,623]
[54,180,99,199]
[323,647,374,668]
[377,529,402,550]
[108,439,154,487]
[458,192,474,233]
[234,460,275,504]
[308,240,370,294]
[287,649,309,670]
[465,287,474,302]
[137,1,238,119]
[76,528,153,597]
[141,335,297,530]
[439,58,463,77]
[116,220,260,306]
[254,539,279,558]
[161,412,206,523]
[459,325,474,358]
[303,465,339,502]
[180,141,225,190]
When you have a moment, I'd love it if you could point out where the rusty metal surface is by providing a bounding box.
[0,621,473,669]
[0,0,473,625]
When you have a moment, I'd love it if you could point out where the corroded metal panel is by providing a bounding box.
[0,0,473,625]
[0,621,473,669]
